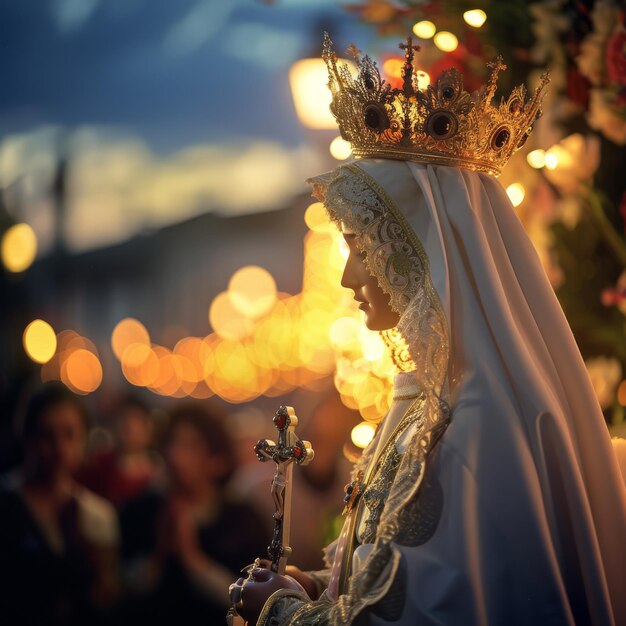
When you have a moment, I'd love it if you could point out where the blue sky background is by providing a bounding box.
[0,0,371,152]
[0,0,384,252]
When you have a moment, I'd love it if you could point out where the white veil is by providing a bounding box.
[307,158,626,625]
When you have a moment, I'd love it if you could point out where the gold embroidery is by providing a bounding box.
[338,394,426,596]
[360,393,426,545]
[380,327,415,372]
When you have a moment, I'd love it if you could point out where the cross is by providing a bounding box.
[399,36,421,95]
[484,55,507,105]
[399,35,420,58]
[254,406,314,574]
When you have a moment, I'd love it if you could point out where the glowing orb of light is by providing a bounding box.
[329,136,352,161]
[228,266,277,319]
[209,291,255,339]
[382,57,404,79]
[23,319,57,364]
[416,71,430,90]
[544,145,571,171]
[412,20,436,39]
[289,58,357,129]
[351,421,376,448]
[64,349,103,393]
[304,202,331,233]
[433,31,458,53]
[2,223,37,273]
[112,318,150,360]
[122,343,159,387]
[463,9,487,28]
[527,149,546,169]
[506,183,526,207]
[329,317,362,349]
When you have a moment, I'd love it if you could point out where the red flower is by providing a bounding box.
[607,31,626,86]
[566,66,591,108]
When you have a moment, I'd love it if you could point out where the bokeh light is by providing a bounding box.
[412,20,436,39]
[382,57,404,79]
[2,223,37,273]
[122,343,160,387]
[506,183,526,207]
[63,349,103,394]
[463,9,487,28]
[329,317,362,351]
[351,422,376,448]
[23,319,57,364]
[228,266,277,319]
[544,144,573,171]
[527,149,546,169]
[433,31,458,52]
[304,202,331,233]
[416,71,430,90]
[289,57,356,129]
[112,318,150,360]
[101,201,400,415]
[329,136,352,160]
[209,291,254,340]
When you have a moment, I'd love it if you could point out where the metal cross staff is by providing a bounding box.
[254,405,314,575]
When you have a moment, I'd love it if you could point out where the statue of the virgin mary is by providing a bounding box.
[232,35,626,625]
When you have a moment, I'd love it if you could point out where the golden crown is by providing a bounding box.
[323,32,550,177]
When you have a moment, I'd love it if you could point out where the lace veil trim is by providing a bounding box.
[307,163,449,392]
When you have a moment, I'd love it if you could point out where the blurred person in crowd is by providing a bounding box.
[80,395,161,507]
[0,382,119,626]
[119,402,267,626]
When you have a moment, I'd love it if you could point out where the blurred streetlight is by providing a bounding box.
[351,421,375,448]
[289,56,356,129]
[506,183,525,207]
[463,10,487,28]
[329,136,352,160]
[23,319,57,364]
[412,20,436,39]
[2,223,37,273]
[434,31,458,52]
[527,149,546,169]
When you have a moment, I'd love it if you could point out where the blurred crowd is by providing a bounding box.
[0,383,355,626]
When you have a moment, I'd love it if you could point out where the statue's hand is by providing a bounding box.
[229,559,306,624]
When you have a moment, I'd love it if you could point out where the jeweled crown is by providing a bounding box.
[323,32,550,177]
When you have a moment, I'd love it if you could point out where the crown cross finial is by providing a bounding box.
[483,55,507,106]
[399,35,421,95]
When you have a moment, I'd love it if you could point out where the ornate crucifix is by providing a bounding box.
[254,405,314,575]
[399,35,421,96]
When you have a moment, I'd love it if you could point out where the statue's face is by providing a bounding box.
[341,231,400,331]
